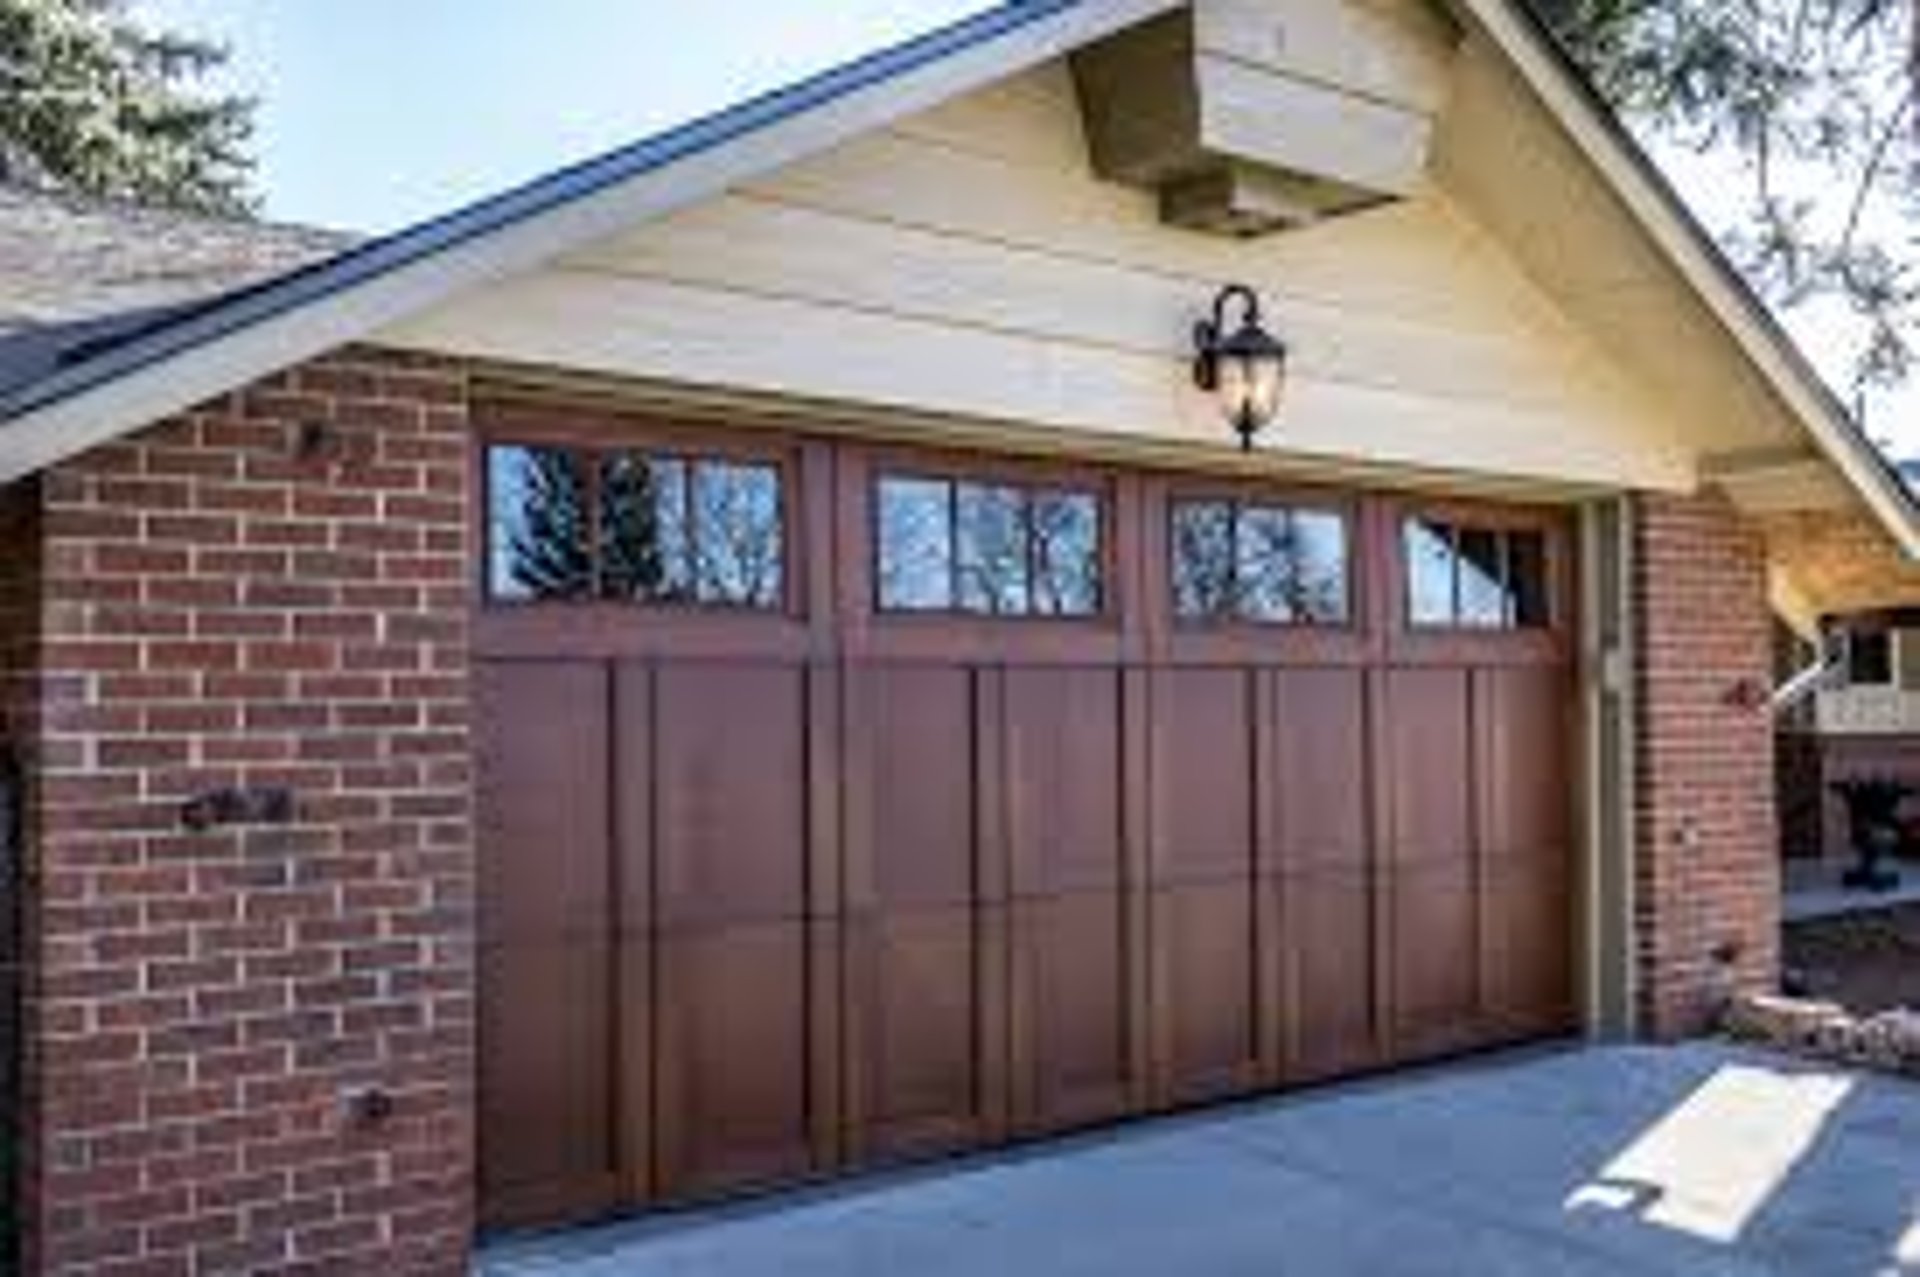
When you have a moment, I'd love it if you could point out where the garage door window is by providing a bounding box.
[875,473,1103,616]
[487,443,783,609]
[1170,499,1349,625]
[1404,517,1549,629]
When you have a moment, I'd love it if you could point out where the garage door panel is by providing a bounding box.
[1151,669,1253,886]
[1005,667,1124,898]
[476,661,619,1226]
[655,922,817,1197]
[846,665,976,911]
[1270,669,1370,873]
[1475,664,1574,1038]
[1282,868,1379,1080]
[477,662,610,945]
[1013,891,1136,1132]
[846,907,1002,1160]
[1478,666,1570,857]
[1151,883,1259,1106]
[1482,856,1574,1035]
[477,939,618,1225]
[1384,668,1472,865]
[1390,858,1481,1058]
[655,664,810,927]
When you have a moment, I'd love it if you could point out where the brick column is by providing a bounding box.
[1632,491,1781,1039]
[21,349,476,1274]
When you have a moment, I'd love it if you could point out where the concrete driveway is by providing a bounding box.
[480,1044,1920,1276]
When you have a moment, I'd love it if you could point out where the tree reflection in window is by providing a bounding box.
[600,454,690,602]
[956,484,1029,615]
[1172,502,1235,618]
[876,476,953,611]
[876,473,1102,617]
[690,461,782,608]
[486,443,783,610]
[1293,510,1349,623]
[1030,490,1100,616]
[490,445,591,601]
[1172,497,1349,625]
[1237,505,1298,622]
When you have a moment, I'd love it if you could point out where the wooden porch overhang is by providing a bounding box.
[1759,508,1920,634]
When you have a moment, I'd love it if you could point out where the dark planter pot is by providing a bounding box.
[1832,778,1912,893]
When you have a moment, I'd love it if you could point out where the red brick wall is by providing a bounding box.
[1633,491,1781,1038]
[19,349,475,1275]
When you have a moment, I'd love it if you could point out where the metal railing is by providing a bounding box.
[1812,686,1920,735]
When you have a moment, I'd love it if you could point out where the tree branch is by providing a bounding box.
[1836,86,1914,260]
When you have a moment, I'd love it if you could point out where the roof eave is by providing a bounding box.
[1,0,1913,566]
[0,0,1180,482]
[1460,0,1920,559]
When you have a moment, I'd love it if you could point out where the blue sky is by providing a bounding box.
[136,1,991,233]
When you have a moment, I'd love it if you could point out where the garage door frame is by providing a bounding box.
[472,399,1586,1229]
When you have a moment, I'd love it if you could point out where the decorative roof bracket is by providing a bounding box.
[1071,0,1460,235]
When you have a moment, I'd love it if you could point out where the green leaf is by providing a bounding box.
[0,0,256,215]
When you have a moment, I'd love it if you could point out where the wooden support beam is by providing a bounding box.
[1705,446,1854,515]
[1070,0,1456,234]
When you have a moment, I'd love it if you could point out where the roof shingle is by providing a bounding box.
[0,185,352,336]
[0,184,352,406]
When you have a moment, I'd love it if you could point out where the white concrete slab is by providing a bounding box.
[478,1044,1920,1277]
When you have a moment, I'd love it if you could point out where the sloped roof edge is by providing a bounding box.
[0,0,1913,565]
[1458,0,1920,556]
[0,0,1089,415]
[0,183,354,339]
[0,0,1178,478]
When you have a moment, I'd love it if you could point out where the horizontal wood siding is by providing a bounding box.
[1430,36,1801,458]
[381,63,1694,493]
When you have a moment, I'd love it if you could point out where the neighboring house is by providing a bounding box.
[0,185,354,334]
[1777,610,1920,862]
[1770,464,1920,863]
[2,1,1920,1273]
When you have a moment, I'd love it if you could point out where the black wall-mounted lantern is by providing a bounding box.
[1193,284,1288,452]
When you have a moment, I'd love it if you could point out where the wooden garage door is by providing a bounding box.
[473,405,1576,1229]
